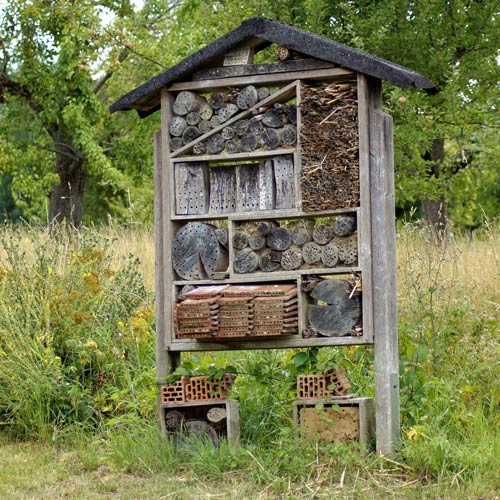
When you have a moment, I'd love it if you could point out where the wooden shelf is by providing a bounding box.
[171,148,296,164]
[231,267,361,279]
[169,335,371,352]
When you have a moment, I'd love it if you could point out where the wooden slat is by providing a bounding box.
[171,81,298,158]
[236,164,260,211]
[209,165,237,213]
[274,154,296,209]
[174,162,209,215]
[295,80,303,210]
[258,160,275,210]
[168,68,354,92]
[193,58,337,81]
[171,148,295,163]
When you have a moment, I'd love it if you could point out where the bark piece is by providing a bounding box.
[267,227,292,251]
[172,222,228,279]
[234,248,259,274]
[312,224,333,245]
[281,246,303,271]
[333,216,356,236]
[206,134,225,154]
[236,85,258,110]
[169,116,187,137]
[302,242,323,265]
[321,242,340,268]
[258,249,281,272]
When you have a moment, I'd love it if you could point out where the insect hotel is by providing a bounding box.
[111,17,435,454]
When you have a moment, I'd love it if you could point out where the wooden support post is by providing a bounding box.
[364,76,400,455]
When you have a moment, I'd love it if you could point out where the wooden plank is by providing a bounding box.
[274,155,296,209]
[236,164,260,211]
[209,165,237,213]
[194,58,337,81]
[168,68,354,92]
[171,148,296,164]
[169,335,372,352]
[230,267,361,280]
[295,80,303,210]
[174,162,209,215]
[171,81,298,158]
[258,160,275,210]
[364,76,399,455]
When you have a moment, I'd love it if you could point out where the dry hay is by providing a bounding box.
[300,82,359,211]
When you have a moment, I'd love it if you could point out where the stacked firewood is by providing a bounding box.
[168,86,297,155]
[232,216,358,274]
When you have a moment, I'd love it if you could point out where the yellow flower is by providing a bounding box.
[84,340,98,349]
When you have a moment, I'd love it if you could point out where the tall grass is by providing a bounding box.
[0,220,498,493]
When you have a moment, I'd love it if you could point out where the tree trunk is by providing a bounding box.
[49,152,85,227]
[422,138,447,232]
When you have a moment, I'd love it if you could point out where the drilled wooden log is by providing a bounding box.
[221,126,235,140]
[274,155,295,209]
[234,119,250,136]
[281,124,297,146]
[218,103,239,123]
[225,139,241,154]
[333,216,356,236]
[281,246,303,271]
[198,99,213,121]
[192,142,206,155]
[256,220,278,236]
[209,115,221,128]
[215,227,228,248]
[302,242,322,265]
[206,133,225,154]
[262,108,287,128]
[173,91,203,115]
[236,164,259,211]
[249,116,263,134]
[286,104,297,125]
[172,223,228,280]
[257,87,270,101]
[240,133,258,152]
[174,162,209,215]
[258,161,275,210]
[186,111,201,126]
[232,232,248,250]
[275,45,292,61]
[291,220,313,246]
[321,242,339,267]
[234,248,259,274]
[199,119,213,134]
[247,232,266,251]
[169,116,187,137]
[312,224,333,245]
[182,126,201,145]
[266,227,292,251]
[237,85,258,110]
[261,128,281,150]
[337,238,358,265]
[208,93,225,110]
[209,165,236,213]
[170,137,184,152]
[258,249,281,272]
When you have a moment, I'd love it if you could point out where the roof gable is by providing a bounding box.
[110,17,436,117]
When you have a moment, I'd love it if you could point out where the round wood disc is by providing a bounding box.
[184,419,219,448]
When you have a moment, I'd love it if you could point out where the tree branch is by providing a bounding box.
[0,72,43,113]
[93,49,129,95]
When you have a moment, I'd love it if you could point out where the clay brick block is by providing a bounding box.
[160,377,189,405]
[185,374,236,402]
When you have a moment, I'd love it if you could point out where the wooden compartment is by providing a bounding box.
[293,397,374,447]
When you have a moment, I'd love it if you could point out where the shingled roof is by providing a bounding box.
[110,17,436,118]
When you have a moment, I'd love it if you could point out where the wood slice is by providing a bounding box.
[192,142,206,155]
[261,127,281,150]
[232,232,248,250]
[258,249,281,272]
[333,216,356,236]
[248,232,266,251]
[312,224,333,245]
[337,238,358,265]
[209,115,221,128]
[302,242,322,265]
[310,279,354,304]
[267,227,292,251]
[182,126,201,144]
[207,407,227,423]
[183,419,219,448]
[286,104,297,125]
[199,119,213,134]
[240,133,258,152]
[173,91,202,115]
[186,111,201,126]
[281,124,297,146]
[262,108,287,128]
[237,85,258,110]
[198,99,213,121]
[225,139,241,154]
[170,137,184,152]
[208,93,225,110]
[234,119,250,136]
[206,134,225,154]
[256,220,278,236]
[169,116,187,137]
[173,223,227,280]
[291,220,313,246]
[281,246,303,270]
[249,116,263,134]
[234,248,259,274]
[221,126,235,140]
[215,227,228,248]
[321,242,340,267]
[258,87,270,101]
[218,103,239,123]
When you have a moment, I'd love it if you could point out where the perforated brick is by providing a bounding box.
[160,377,188,405]
[185,374,236,402]
[297,374,328,400]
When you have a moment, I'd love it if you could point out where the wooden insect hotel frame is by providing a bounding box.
[111,17,436,455]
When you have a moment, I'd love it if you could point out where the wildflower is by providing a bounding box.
[84,340,98,349]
